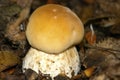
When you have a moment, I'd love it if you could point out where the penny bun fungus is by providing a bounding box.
[23,4,84,79]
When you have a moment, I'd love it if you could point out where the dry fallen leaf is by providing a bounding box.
[0,51,20,72]
[84,66,96,77]
[85,31,96,45]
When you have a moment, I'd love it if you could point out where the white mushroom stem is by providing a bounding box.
[22,46,80,79]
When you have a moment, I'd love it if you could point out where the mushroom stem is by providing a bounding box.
[23,46,80,79]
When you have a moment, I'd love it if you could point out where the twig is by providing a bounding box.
[5,0,33,40]
[85,44,120,52]
[85,44,120,59]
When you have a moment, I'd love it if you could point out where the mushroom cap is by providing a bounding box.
[26,4,84,53]
[22,47,80,79]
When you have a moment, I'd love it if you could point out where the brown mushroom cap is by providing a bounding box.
[26,4,84,53]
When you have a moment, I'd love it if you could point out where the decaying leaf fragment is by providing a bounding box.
[84,37,120,80]
[0,51,20,72]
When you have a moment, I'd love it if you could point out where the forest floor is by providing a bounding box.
[0,0,120,80]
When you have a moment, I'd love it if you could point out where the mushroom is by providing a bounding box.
[22,4,84,79]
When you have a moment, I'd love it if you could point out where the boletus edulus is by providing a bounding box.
[22,4,84,79]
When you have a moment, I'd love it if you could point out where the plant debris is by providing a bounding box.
[0,51,20,72]
[0,0,120,80]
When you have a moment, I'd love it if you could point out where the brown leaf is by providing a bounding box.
[0,51,20,72]
[85,31,96,45]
